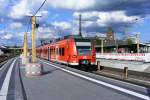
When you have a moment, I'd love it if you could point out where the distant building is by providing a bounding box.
[0,49,3,55]
[95,39,150,53]
[106,27,114,40]
[0,45,6,55]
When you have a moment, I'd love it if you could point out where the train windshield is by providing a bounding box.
[75,38,92,55]
[76,46,91,55]
[76,41,91,55]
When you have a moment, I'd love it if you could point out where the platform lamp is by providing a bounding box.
[132,18,141,54]
[99,35,106,54]
[135,33,140,54]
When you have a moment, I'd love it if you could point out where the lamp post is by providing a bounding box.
[132,18,141,54]
[99,36,106,54]
[114,33,118,53]
[135,33,140,53]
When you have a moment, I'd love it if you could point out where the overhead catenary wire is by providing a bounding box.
[25,18,31,33]
[33,0,47,16]
[25,0,47,33]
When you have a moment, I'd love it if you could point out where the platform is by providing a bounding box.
[0,57,150,100]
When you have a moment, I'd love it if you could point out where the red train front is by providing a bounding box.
[36,35,96,68]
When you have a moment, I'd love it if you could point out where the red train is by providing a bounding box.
[36,35,96,67]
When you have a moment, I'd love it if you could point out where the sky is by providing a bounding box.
[0,0,150,46]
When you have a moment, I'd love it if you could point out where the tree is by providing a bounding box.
[127,38,133,45]
[95,35,101,45]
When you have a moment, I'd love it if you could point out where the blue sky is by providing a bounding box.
[0,0,150,46]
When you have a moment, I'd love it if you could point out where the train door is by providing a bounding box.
[48,47,50,60]
[56,46,58,61]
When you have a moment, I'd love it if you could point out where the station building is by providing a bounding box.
[94,30,150,53]
[95,39,150,53]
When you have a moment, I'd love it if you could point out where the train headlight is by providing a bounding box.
[72,55,77,58]
[81,60,89,65]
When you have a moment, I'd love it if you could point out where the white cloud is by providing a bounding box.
[36,10,49,23]
[46,0,95,10]
[37,26,58,39]
[73,11,140,28]
[52,21,71,30]
[38,27,53,33]
[9,0,30,19]
[9,22,23,29]
[2,34,13,40]
[36,10,49,16]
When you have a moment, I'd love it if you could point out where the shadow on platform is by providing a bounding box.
[42,68,59,76]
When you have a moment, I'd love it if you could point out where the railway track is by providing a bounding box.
[0,54,17,68]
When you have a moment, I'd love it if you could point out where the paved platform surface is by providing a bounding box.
[0,57,150,100]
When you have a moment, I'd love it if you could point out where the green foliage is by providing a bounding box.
[127,38,133,45]
[95,36,101,45]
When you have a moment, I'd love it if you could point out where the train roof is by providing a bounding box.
[37,35,92,48]
[56,35,92,42]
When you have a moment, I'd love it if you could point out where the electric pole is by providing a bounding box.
[136,33,140,53]
[23,32,28,57]
[32,16,36,63]
[79,14,82,37]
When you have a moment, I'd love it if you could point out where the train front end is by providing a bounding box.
[74,38,96,66]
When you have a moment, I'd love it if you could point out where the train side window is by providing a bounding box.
[62,48,65,56]
[57,48,59,55]
[59,48,61,56]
